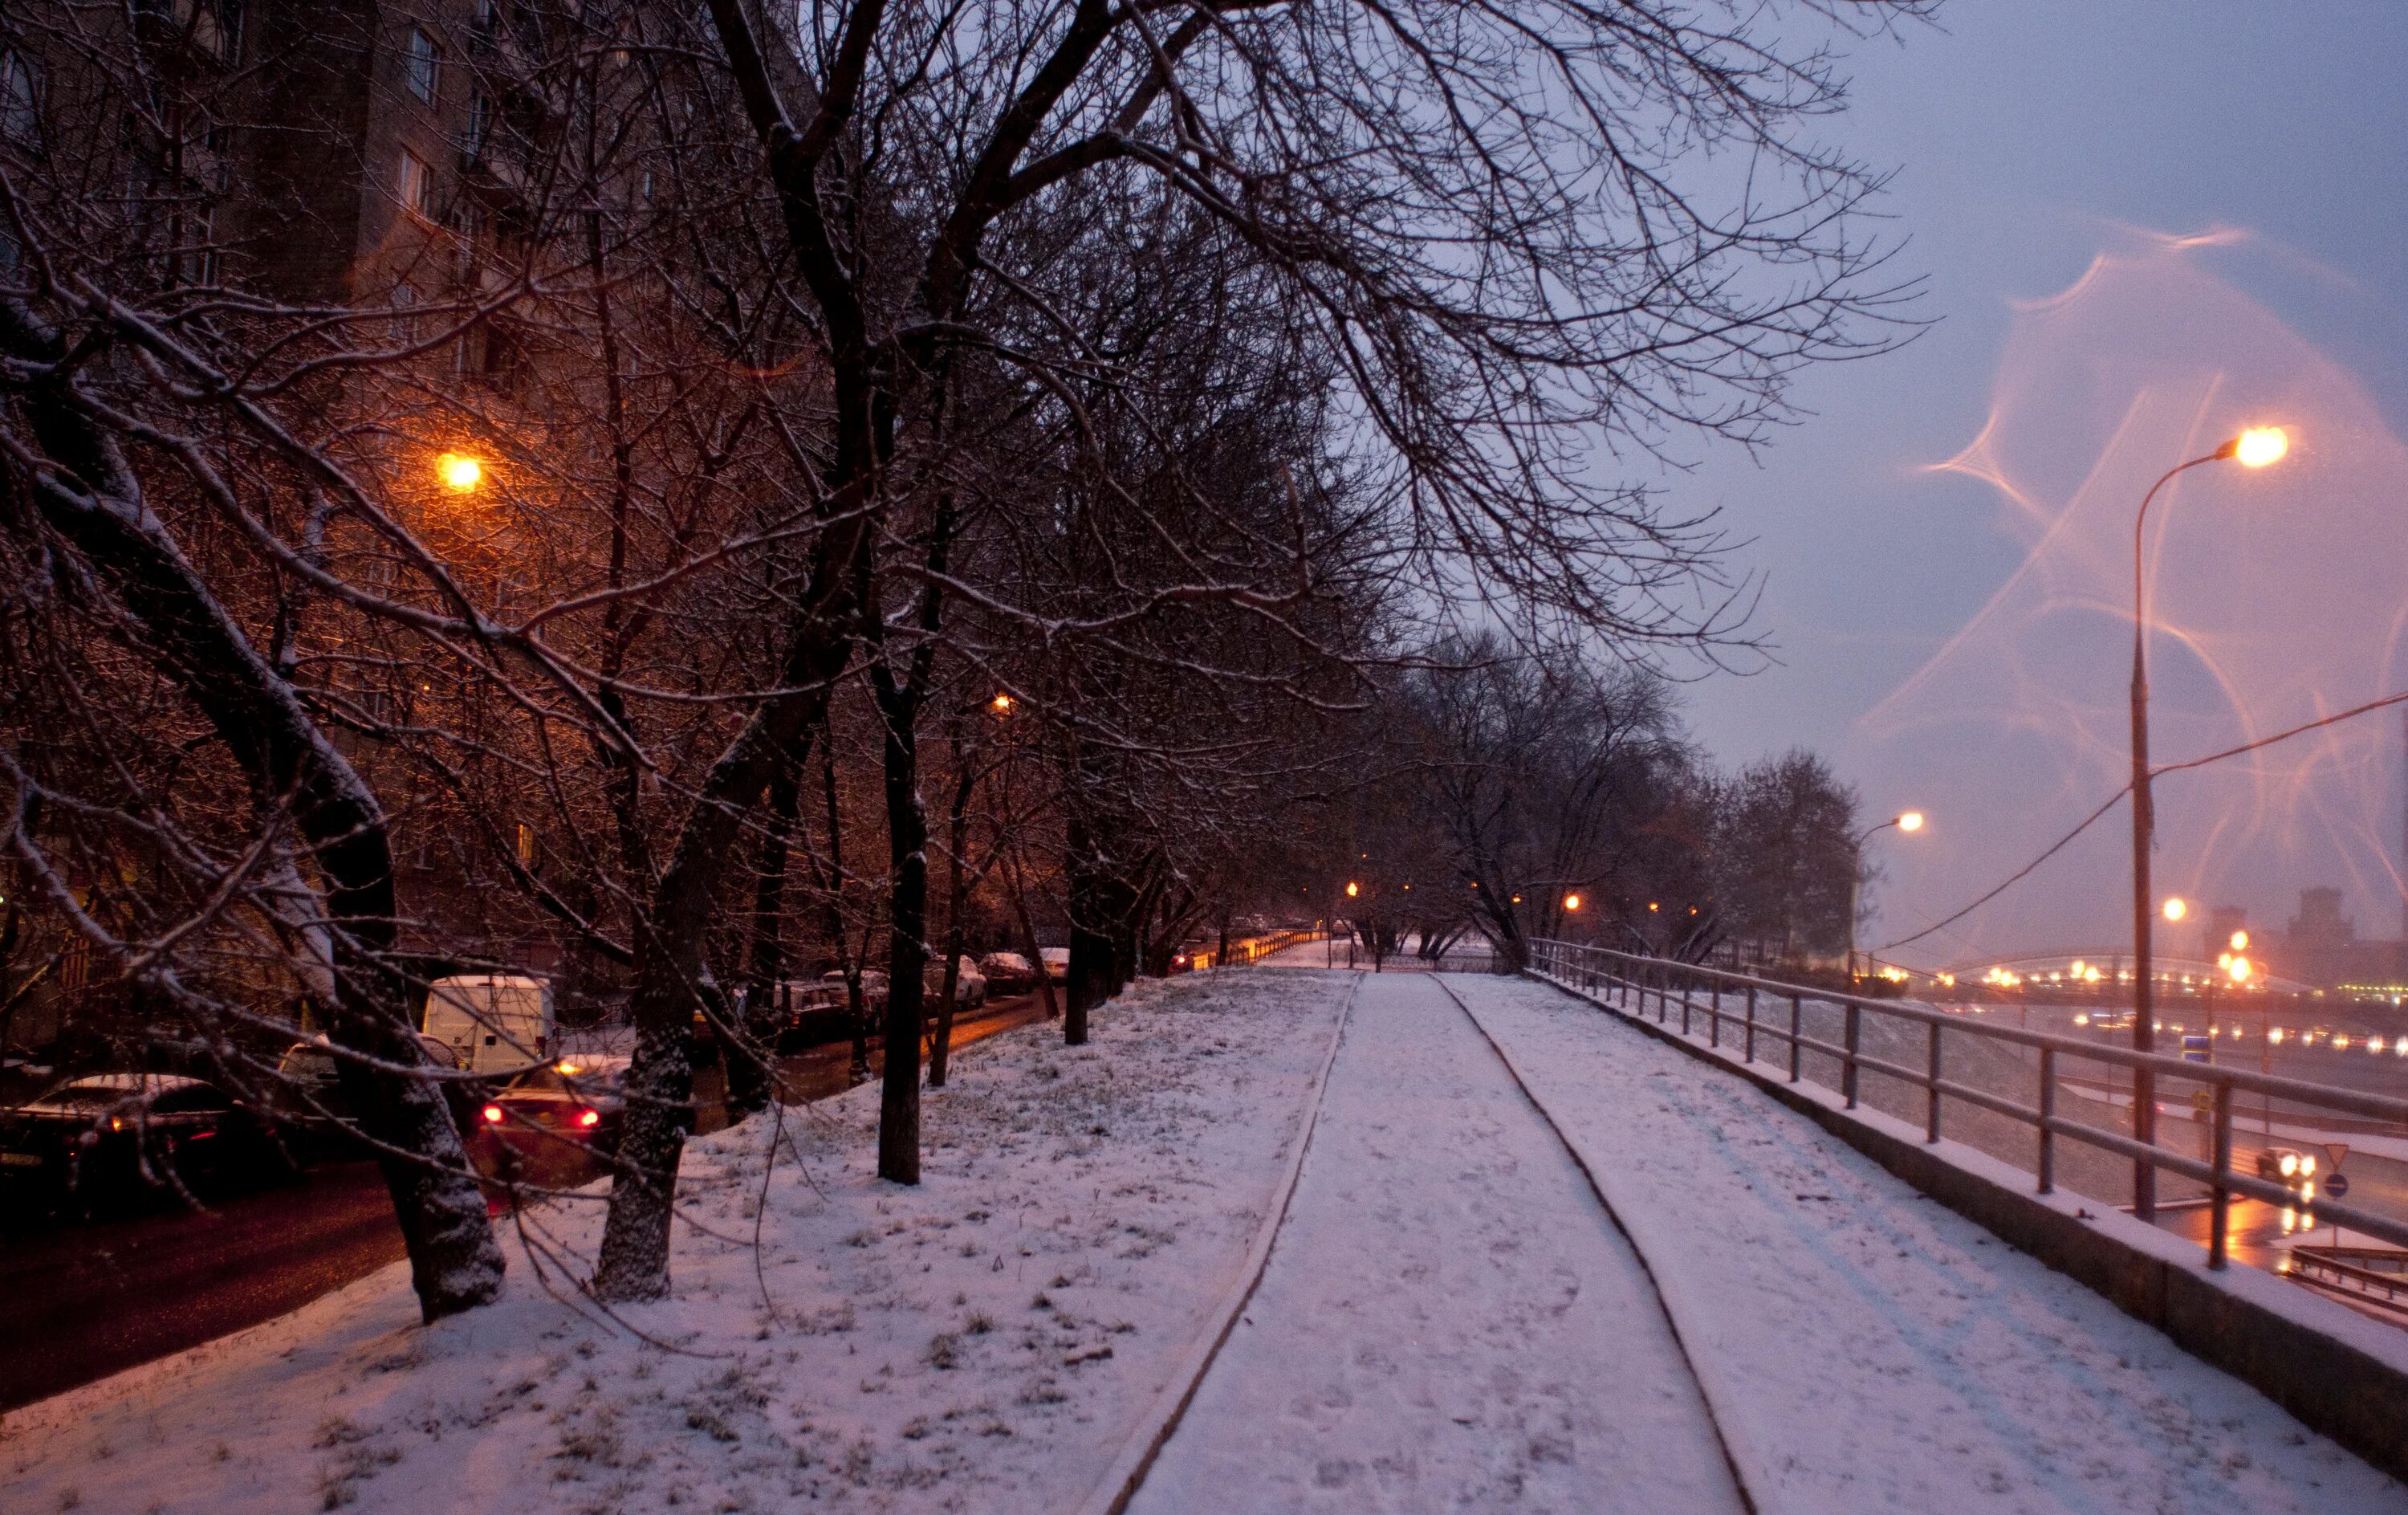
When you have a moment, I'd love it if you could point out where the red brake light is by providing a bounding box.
[481,1104,505,1124]
[577,1109,600,1129]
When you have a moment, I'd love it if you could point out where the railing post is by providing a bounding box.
[1744,984,1756,1064]
[1680,971,1692,1036]
[1843,1002,1861,1109]
[1788,994,1802,1082]
[1926,1021,1942,1143]
[2209,1079,2234,1271]
[2036,1047,2056,1194]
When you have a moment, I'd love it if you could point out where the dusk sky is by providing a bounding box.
[1678,2,2408,969]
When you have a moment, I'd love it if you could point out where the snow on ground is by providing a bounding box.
[1130,971,1743,1514]
[0,970,1348,1515]
[1451,971,2408,1515]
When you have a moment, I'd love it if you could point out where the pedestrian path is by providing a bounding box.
[1446,971,2406,1514]
[1128,971,1746,1513]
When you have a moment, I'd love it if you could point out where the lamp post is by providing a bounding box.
[1846,810,1923,979]
[2128,426,2286,1219]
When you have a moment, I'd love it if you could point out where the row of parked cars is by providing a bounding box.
[3,954,1069,1220]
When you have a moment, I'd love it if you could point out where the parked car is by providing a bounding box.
[422,975,556,1074]
[819,969,889,1015]
[765,978,854,1053]
[473,1055,685,1158]
[979,951,1036,993]
[2255,1146,2317,1193]
[0,1073,289,1215]
[274,1033,470,1155]
[925,956,986,1008]
[1039,947,1070,984]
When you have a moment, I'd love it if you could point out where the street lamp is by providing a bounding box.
[1848,811,1926,979]
[436,451,483,491]
[2128,425,2287,1219]
[1563,893,1582,913]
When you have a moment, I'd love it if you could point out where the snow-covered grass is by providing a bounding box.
[0,970,1349,1514]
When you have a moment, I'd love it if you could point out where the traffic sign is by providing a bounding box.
[2326,1172,2351,1199]
[2190,1089,2211,1116]
[2326,1143,2349,1172]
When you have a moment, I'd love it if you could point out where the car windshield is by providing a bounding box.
[33,1086,136,1112]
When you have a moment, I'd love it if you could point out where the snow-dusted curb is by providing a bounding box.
[1526,966,2408,1489]
[1075,971,1359,1515]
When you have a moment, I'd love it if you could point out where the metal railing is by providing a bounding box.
[1528,939,2408,1270]
[2289,1247,2408,1317]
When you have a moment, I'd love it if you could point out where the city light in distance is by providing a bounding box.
[1896,811,1924,833]
[2227,956,2252,984]
[1562,893,1582,912]
[2229,930,2249,951]
[2162,897,2188,922]
[1345,881,1359,898]
[990,693,1013,714]
[436,452,483,491]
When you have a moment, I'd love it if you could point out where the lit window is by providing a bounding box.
[405,26,439,104]
[0,50,43,148]
[397,149,431,217]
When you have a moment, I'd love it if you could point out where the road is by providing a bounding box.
[0,992,1055,1413]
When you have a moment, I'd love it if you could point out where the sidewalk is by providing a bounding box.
[1448,971,2405,1514]
[1129,971,1745,1513]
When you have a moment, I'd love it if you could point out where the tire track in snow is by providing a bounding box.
[1078,971,1362,1515]
[1428,971,1767,1515]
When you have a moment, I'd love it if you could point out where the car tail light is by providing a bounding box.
[481,1105,506,1124]
[577,1109,600,1129]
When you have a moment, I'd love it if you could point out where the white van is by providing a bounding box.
[422,975,555,1074]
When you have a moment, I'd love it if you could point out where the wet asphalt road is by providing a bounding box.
[0,994,1054,1413]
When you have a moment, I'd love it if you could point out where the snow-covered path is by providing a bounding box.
[1129,971,1746,1514]
[1448,971,2407,1515]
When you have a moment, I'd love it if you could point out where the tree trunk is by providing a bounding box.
[730,747,805,1116]
[6,316,502,1319]
[871,675,926,1185]
[928,743,975,1089]
[592,511,868,1301]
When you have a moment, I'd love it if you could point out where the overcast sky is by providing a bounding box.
[1671,2,2408,967]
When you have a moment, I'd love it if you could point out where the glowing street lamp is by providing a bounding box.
[1563,893,1583,913]
[2228,929,2249,951]
[2127,425,2288,1224]
[2162,897,2187,923]
[1848,810,1927,979]
[990,693,1014,715]
[1344,881,1359,898]
[2227,956,2253,984]
[435,451,483,491]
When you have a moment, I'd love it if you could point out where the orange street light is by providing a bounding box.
[2128,423,2288,1223]
[2228,929,2249,951]
[1563,893,1582,912]
[436,452,483,491]
[1344,881,1359,898]
[2231,426,2288,467]
[2227,956,2253,984]
[990,693,1014,714]
[2162,897,2188,923]
[1896,810,1925,833]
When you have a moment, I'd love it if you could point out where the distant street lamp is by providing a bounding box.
[1563,893,1582,913]
[1345,881,1359,898]
[2129,425,2287,1220]
[1847,811,1926,979]
[2161,896,2187,923]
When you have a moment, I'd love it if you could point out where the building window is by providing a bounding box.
[389,282,418,343]
[1,50,43,149]
[405,26,439,104]
[465,94,488,158]
[397,148,431,217]
[173,0,235,61]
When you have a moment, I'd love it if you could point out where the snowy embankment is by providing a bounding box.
[0,971,1349,1514]
[1452,972,2407,1515]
